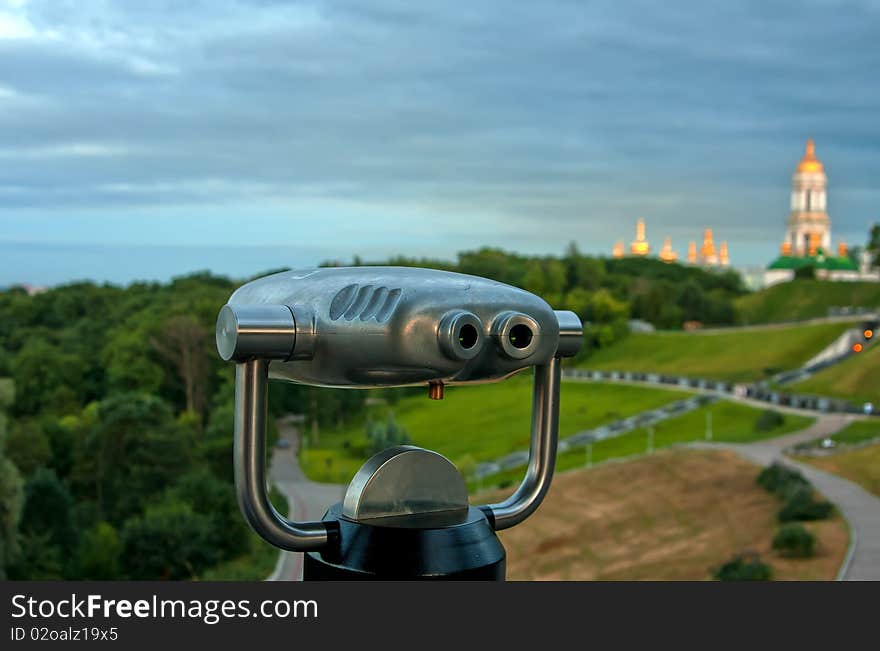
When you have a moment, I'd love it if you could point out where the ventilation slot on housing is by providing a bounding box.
[329,284,402,322]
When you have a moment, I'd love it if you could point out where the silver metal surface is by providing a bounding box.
[224,266,560,388]
[492,311,541,360]
[437,310,485,361]
[234,359,335,551]
[554,310,584,358]
[217,304,297,362]
[479,356,561,530]
[342,446,468,522]
[217,266,586,546]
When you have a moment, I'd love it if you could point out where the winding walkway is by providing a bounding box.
[692,413,880,580]
[264,399,880,580]
[266,418,345,581]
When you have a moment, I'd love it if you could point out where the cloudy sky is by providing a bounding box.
[1,0,878,283]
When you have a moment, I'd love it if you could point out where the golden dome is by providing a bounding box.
[796,138,824,174]
[659,236,678,263]
[630,218,650,256]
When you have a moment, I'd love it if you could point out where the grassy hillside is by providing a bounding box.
[581,321,853,382]
[481,400,813,488]
[735,280,880,324]
[300,378,689,483]
[797,443,880,498]
[795,419,880,449]
[793,342,880,405]
[557,400,812,471]
[828,420,880,446]
[491,449,846,580]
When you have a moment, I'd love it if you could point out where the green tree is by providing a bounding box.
[169,469,249,560]
[561,287,591,319]
[867,223,880,268]
[202,400,235,483]
[457,248,529,287]
[72,394,193,521]
[121,500,218,580]
[563,241,605,291]
[0,379,24,578]
[103,327,165,395]
[11,339,86,416]
[677,281,708,322]
[868,222,880,251]
[76,522,122,579]
[5,419,51,477]
[18,468,78,576]
[794,264,816,280]
[150,315,210,417]
[585,289,629,324]
[366,413,411,455]
[8,532,63,579]
[0,456,23,578]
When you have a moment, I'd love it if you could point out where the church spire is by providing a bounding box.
[629,218,650,256]
[700,229,718,265]
[796,138,824,174]
[659,237,678,263]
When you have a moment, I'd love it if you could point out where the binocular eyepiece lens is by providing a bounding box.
[493,312,540,359]
[508,323,533,349]
[458,323,479,350]
[439,310,485,361]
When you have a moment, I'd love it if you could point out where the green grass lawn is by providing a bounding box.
[796,443,880,498]
[795,419,880,449]
[476,401,814,490]
[829,420,880,445]
[300,377,690,483]
[792,342,880,405]
[580,321,853,382]
[735,279,880,324]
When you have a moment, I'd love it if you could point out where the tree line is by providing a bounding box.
[0,245,745,579]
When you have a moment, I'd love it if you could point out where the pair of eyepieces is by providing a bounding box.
[439,310,539,361]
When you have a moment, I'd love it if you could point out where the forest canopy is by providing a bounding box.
[0,246,745,579]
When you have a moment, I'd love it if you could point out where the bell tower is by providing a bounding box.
[784,139,830,256]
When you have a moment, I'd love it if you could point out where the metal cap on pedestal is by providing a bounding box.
[342,446,469,524]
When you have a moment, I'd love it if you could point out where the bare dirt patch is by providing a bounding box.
[480,449,847,580]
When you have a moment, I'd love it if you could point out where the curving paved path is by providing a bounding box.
[265,395,880,580]
[266,419,345,581]
[692,413,880,580]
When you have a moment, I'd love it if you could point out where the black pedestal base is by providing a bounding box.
[303,504,506,580]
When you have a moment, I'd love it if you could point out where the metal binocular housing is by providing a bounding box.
[216,266,583,570]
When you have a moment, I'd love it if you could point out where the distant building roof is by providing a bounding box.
[767,249,858,271]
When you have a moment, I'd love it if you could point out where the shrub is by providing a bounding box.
[778,487,833,522]
[756,462,809,498]
[755,409,785,432]
[712,552,772,581]
[772,524,816,558]
[365,413,411,456]
[794,265,816,280]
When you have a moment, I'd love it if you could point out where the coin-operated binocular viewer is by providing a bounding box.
[217,267,582,579]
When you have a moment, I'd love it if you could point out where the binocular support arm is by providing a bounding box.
[234,359,338,552]
[479,356,561,531]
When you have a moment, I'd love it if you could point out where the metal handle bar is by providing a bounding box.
[234,359,337,551]
[478,356,561,530]
[228,307,579,551]
[233,355,562,550]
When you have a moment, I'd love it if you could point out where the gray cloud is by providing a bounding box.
[0,0,878,265]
